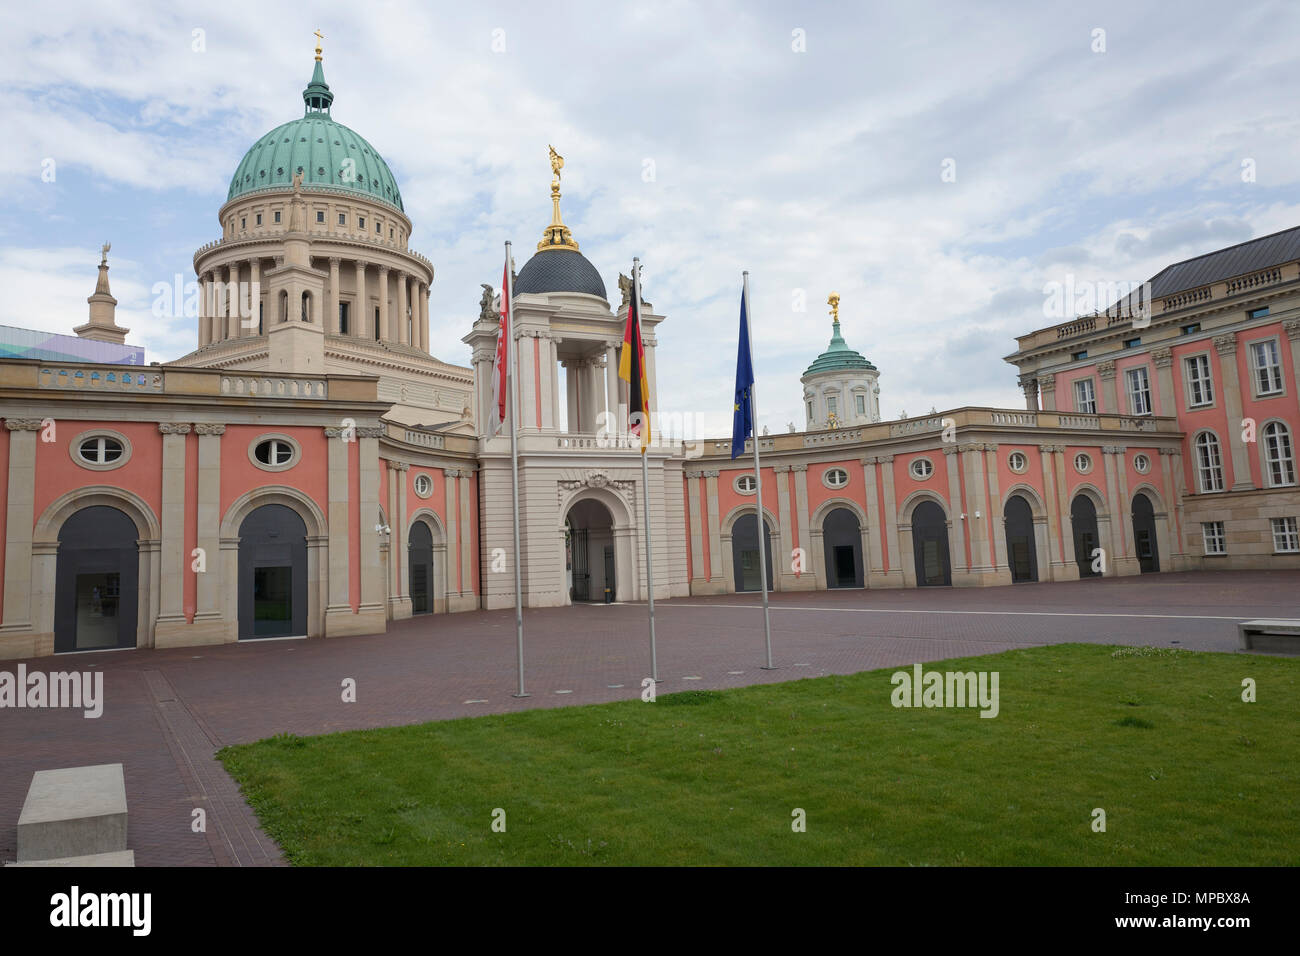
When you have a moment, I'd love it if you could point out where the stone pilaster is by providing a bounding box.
[704,469,723,588]
[1214,334,1254,490]
[1105,444,1137,575]
[154,423,190,643]
[458,469,474,608]
[1038,374,1057,412]
[1151,346,1175,417]
[323,425,354,635]
[189,424,227,643]
[397,272,409,345]
[1,419,40,637]
[377,266,390,342]
[1019,373,1039,411]
[355,261,368,338]
[1097,360,1118,415]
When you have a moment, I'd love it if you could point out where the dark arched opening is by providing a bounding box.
[822,508,863,588]
[238,504,308,639]
[1071,495,1101,578]
[409,520,434,614]
[911,500,951,587]
[1132,492,1160,573]
[732,513,774,592]
[1004,494,1038,583]
[54,506,139,653]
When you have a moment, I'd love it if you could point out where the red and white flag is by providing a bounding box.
[489,258,510,435]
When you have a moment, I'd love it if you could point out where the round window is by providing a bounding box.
[249,436,300,471]
[910,457,934,480]
[824,467,849,489]
[1074,453,1092,474]
[414,474,433,498]
[1008,451,1028,474]
[735,474,757,494]
[79,436,123,464]
[1134,453,1151,475]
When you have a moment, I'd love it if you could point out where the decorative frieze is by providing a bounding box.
[4,419,43,431]
[158,423,192,435]
[1213,333,1238,355]
[193,423,226,435]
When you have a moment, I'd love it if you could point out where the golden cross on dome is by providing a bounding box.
[314,29,324,61]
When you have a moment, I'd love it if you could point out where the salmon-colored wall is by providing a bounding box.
[716,465,780,530]
[1238,323,1298,489]
[698,477,712,578]
[805,460,861,516]
[469,472,479,595]
[1170,340,1234,492]
[220,425,327,520]
[34,420,163,533]
[1114,353,1157,415]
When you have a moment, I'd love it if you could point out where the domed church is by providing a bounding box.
[167,40,474,432]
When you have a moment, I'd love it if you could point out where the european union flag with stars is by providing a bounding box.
[730,288,754,459]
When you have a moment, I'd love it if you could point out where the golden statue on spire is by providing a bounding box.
[828,292,840,324]
[314,29,324,61]
[538,145,579,252]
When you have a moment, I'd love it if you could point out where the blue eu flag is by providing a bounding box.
[731,288,754,459]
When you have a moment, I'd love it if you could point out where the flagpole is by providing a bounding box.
[744,271,775,669]
[506,241,529,698]
[633,257,659,683]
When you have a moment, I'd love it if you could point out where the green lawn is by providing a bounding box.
[217,644,1300,865]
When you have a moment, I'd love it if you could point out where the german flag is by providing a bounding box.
[617,293,651,450]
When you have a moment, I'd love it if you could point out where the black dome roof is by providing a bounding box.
[514,248,607,299]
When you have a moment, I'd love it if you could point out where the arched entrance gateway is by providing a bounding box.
[1071,494,1101,577]
[566,498,616,602]
[54,506,140,653]
[911,500,951,587]
[237,504,308,639]
[1132,492,1160,573]
[731,513,775,592]
[1003,494,1038,583]
[822,507,863,588]
[408,521,434,614]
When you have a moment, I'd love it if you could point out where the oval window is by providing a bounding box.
[414,474,433,498]
[1008,451,1028,474]
[823,467,849,489]
[253,438,295,467]
[1074,453,1093,474]
[79,436,123,464]
[910,457,934,480]
[1134,453,1151,474]
[735,474,757,494]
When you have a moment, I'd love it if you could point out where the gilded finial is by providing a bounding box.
[314,29,324,62]
[538,145,579,252]
[828,292,840,325]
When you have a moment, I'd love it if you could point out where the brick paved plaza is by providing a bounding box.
[1,569,1295,867]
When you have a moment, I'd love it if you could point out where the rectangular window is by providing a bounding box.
[1250,339,1283,396]
[240,217,246,230]
[1071,350,1088,362]
[339,302,350,336]
[1073,378,1097,414]
[827,395,838,415]
[1185,354,1214,407]
[358,216,365,229]
[256,213,263,226]
[1125,366,1152,415]
[1271,516,1300,553]
[1123,337,1141,349]
[1180,323,1200,335]
[338,213,347,226]
[274,211,281,223]
[1201,521,1226,555]
[1197,435,1225,492]
[376,221,382,234]
[807,401,814,421]
[374,307,380,340]
[1249,306,1270,319]
[856,394,866,415]
[316,210,325,223]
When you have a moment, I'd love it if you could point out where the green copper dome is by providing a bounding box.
[226,57,404,212]
[803,319,876,376]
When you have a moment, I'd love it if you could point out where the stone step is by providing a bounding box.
[6,850,135,867]
[17,763,128,862]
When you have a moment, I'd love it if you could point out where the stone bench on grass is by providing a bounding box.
[16,763,128,863]
[1238,619,1300,655]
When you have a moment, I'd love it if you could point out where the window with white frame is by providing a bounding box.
[1073,378,1097,414]
[1185,354,1214,407]
[1194,432,1224,492]
[823,467,849,489]
[826,395,838,416]
[1201,521,1226,555]
[1008,451,1028,473]
[1133,453,1151,474]
[1271,516,1299,553]
[1250,339,1283,396]
[855,394,866,416]
[910,457,934,480]
[413,473,433,498]
[1262,421,1296,487]
[1074,452,1092,474]
[1125,366,1152,415]
[735,474,757,494]
[78,435,124,465]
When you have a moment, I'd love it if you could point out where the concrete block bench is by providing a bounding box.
[1238,619,1300,655]
[17,764,127,863]
[6,850,134,867]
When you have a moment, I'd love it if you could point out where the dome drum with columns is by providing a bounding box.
[172,42,470,430]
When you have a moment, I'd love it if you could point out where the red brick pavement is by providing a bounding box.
[1,569,1295,866]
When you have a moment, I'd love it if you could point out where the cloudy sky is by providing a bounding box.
[4,0,1300,434]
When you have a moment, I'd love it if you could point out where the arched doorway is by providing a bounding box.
[408,520,434,614]
[238,504,308,639]
[1132,492,1160,573]
[1071,494,1101,578]
[53,506,139,653]
[822,508,863,588]
[1004,494,1038,583]
[731,513,774,592]
[911,500,951,586]
[566,498,615,602]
